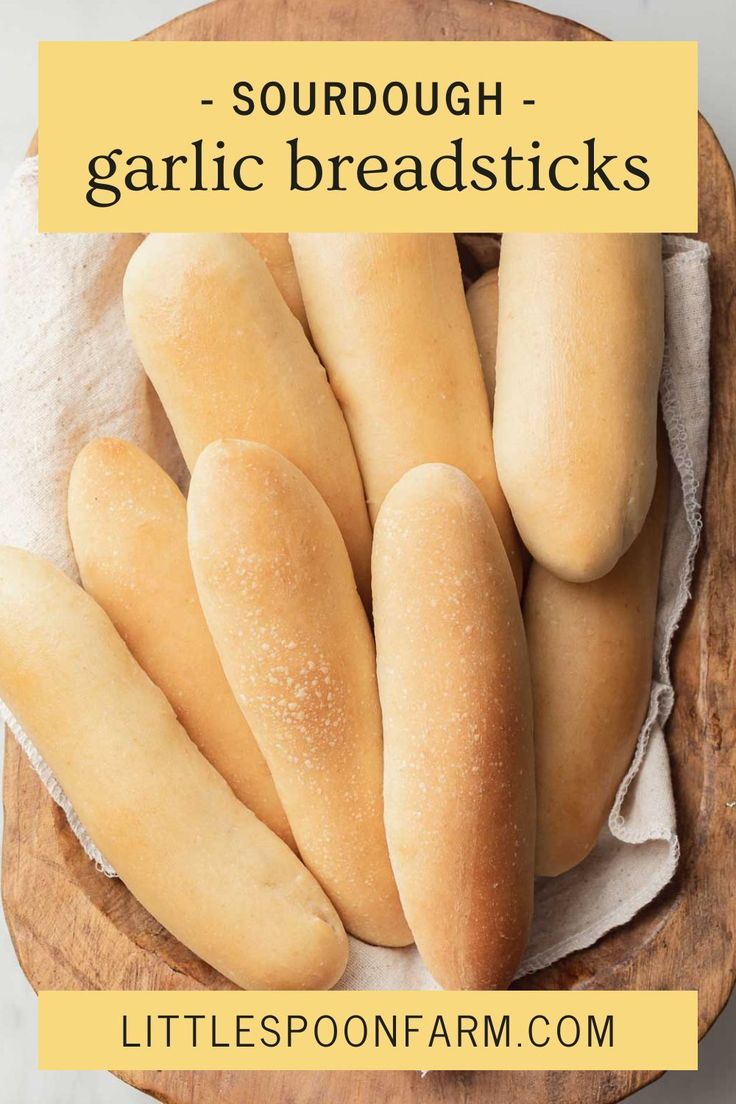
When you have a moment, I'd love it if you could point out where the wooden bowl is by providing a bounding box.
[5,2,736,1102]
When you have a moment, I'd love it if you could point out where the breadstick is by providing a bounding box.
[526,437,670,876]
[243,232,308,331]
[67,436,293,847]
[466,268,499,413]
[372,463,535,988]
[290,232,521,588]
[0,546,347,990]
[123,233,371,602]
[188,440,411,948]
[495,233,664,582]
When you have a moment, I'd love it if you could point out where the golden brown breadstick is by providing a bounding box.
[0,546,347,990]
[67,436,293,847]
[290,232,521,588]
[123,232,371,602]
[495,233,664,582]
[526,439,670,876]
[243,232,308,331]
[188,440,411,949]
[372,463,535,988]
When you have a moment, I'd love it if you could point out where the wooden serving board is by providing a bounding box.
[6,1,736,1102]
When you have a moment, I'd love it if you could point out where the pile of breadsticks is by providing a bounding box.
[0,231,666,991]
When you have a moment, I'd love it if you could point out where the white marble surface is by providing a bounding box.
[1,2,734,1101]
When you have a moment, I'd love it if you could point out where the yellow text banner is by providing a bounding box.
[38,989,698,1071]
[38,41,697,232]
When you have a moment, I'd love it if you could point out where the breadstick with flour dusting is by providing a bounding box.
[188,439,411,948]
[372,463,535,988]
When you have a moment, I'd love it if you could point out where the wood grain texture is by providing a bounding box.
[6,0,736,1101]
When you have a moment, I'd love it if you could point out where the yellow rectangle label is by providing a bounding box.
[38,990,698,1071]
[38,41,697,232]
